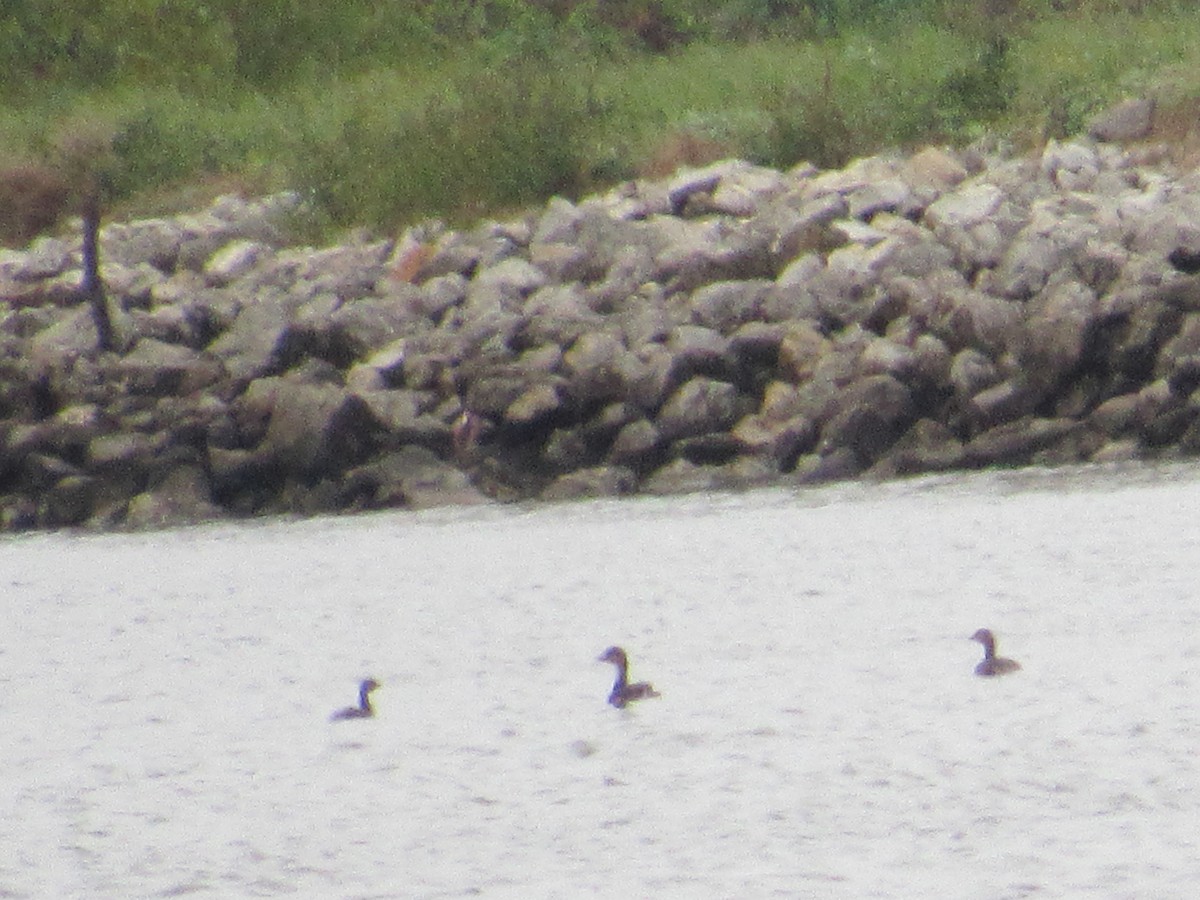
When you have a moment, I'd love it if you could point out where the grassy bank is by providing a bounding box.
[2,1,1199,244]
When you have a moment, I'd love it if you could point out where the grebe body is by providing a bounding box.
[970,629,1020,676]
[598,646,659,708]
[331,678,380,720]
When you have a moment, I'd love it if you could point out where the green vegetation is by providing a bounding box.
[2,1,1199,242]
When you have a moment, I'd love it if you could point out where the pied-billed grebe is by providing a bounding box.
[330,678,380,721]
[970,629,1020,676]
[598,646,660,708]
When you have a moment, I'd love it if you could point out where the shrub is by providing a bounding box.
[757,60,855,169]
[0,0,235,93]
[293,63,588,228]
[935,34,1014,133]
[105,104,250,201]
[0,163,72,246]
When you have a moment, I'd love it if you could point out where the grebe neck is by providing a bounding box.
[610,660,629,691]
[358,683,374,713]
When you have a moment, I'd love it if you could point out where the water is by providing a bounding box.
[4,461,1200,898]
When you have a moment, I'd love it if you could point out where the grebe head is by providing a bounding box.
[360,678,380,694]
[598,646,628,667]
[970,628,995,649]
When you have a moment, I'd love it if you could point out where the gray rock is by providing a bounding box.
[1088,392,1143,436]
[688,280,772,333]
[777,322,832,382]
[114,339,226,396]
[505,383,563,426]
[206,293,297,384]
[903,147,969,194]
[968,378,1040,429]
[102,218,185,271]
[791,447,862,484]
[344,446,489,509]
[653,219,774,292]
[245,378,377,476]
[874,418,964,475]
[608,418,662,467]
[41,474,98,527]
[932,283,1022,355]
[847,179,916,221]
[818,374,915,461]
[640,458,721,495]
[326,297,427,359]
[11,237,72,281]
[667,161,734,211]
[30,306,108,360]
[656,377,741,441]
[1089,98,1155,143]
[731,413,815,465]
[1020,277,1099,389]
[949,348,1001,398]
[1041,141,1100,191]
[468,257,546,311]
[925,182,1003,232]
[562,331,629,404]
[124,465,221,529]
[665,324,733,380]
[964,417,1080,465]
[541,465,637,501]
[204,240,269,287]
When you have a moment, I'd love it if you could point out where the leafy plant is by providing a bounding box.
[758,59,854,169]
[293,63,588,228]
[936,34,1014,133]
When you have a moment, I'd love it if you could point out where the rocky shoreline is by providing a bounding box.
[5,117,1200,531]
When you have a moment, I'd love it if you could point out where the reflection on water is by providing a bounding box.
[4,461,1200,897]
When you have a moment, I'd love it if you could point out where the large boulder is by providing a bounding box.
[342,446,489,509]
[112,339,226,396]
[242,378,378,477]
[818,374,915,462]
[655,377,742,441]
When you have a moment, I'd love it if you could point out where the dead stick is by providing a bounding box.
[80,188,115,352]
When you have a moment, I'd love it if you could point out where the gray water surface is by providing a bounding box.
[4,463,1199,898]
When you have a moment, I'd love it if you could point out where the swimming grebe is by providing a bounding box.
[970,629,1020,676]
[598,646,660,708]
[330,678,380,720]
